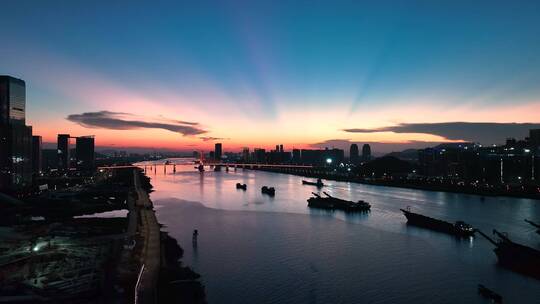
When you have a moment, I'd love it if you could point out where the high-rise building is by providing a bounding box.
[323,148,345,165]
[254,148,266,163]
[301,149,324,165]
[0,75,26,126]
[242,147,250,162]
[32,135,42,175]
[362,144,371,162]
[215,143,222,161]
[350,144,359,164]
[530,129,540,152]
[279,144,284,153]
[0,76,33,192]
[42,149,58,171]
[76,136,95,170]
[57,134,70,170]
[5,125,32,189]
[292,149,301,163]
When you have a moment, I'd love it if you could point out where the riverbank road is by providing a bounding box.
[133,170,161,304]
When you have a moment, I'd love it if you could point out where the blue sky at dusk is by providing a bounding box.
[1,1,540,153]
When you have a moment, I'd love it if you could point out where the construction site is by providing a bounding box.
[0,168,206,303]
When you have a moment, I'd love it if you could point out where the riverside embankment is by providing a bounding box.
[131,169,206,304]
[133,170,162,303]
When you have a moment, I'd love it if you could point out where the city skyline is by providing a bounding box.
[2,1,540,153]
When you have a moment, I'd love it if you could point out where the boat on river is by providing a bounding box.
[302,179,324,187]
[525,219,540,235]
[478,284,502,303]
[236,183,247,190]
[400,207,475,237]
[261,186,275,196]
[307,192,370,212]
[477,229,540,279]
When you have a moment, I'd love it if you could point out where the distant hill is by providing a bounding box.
[382,142,476,161]
[431,142,475,150]
[384,149,419,161]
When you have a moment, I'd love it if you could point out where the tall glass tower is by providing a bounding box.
[0,76,33,192]
[215,143,222,161]
[362,144,372,162]
[350,144,359,164]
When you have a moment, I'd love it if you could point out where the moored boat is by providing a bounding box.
[400,207,475,237]
[477,229,540,279]
[302,179,324,187]
[236,183,247,190]
[478,284,502,303]
[261,186,275,196]
[307,192,370,212]
[525,219,540,235]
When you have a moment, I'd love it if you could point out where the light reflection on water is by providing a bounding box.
[140,162,540,304]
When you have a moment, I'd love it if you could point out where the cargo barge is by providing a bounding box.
[477,229,540,280]
[400,207,475,237]
[307,192,370,212]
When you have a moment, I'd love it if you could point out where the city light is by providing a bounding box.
[326,158,332,164]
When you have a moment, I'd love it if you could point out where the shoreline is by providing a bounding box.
[133,169,207,304]
[248,167,540,200]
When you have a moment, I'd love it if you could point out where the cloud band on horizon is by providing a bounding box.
[344,122,540,144]
[199,136,230,142]
[67,111,207,136]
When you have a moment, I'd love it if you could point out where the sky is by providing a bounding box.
[1,0,540,154]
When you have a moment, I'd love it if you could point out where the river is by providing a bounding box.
[138,160,540,303]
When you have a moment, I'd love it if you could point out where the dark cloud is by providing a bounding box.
[343,122,540,144]
[175,120,200,126]
[156,115,200,126]
[199,136,230,142]
[67,111,207,136]
[312,139,446,155]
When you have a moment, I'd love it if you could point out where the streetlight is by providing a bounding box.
[326,158,332,164]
